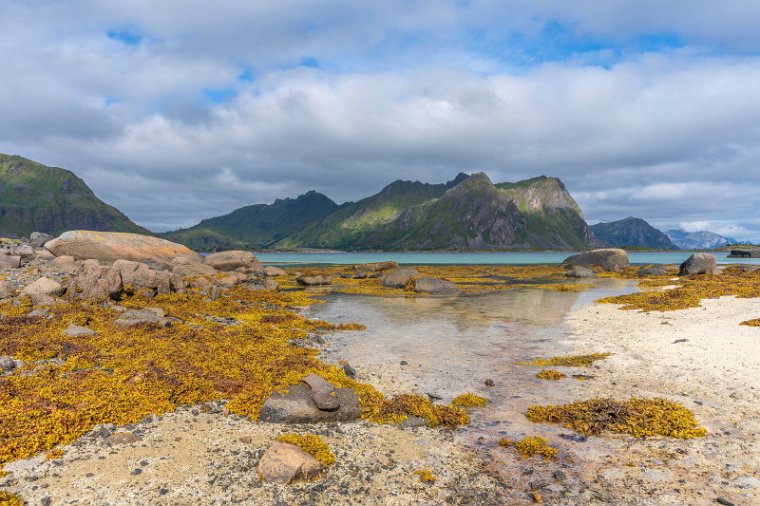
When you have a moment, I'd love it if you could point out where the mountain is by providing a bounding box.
[666,229,738,250]
[590,217,678,250]
[163,191,340,250]
[0,154,148,237]
[169,172,604,251]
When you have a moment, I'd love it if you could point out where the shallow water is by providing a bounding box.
[257,250,760,266]
[305,280,638,448]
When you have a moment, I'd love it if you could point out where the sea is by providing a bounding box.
[254,250,760,266]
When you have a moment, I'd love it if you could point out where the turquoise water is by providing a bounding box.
[255,250,759,266]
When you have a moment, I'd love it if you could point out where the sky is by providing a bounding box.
[2,1,760,240]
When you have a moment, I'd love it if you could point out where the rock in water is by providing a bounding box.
[413,277,460,295]
[381,268,419,288]
[204,251,259,272]
[565,266,596,278]
[679,253,717,275]
[257,441,325,484]
[562,248,630,272]
[45,230,200,269]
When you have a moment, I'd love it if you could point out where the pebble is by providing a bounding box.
[732,476,760,489]
[130,469,142,476]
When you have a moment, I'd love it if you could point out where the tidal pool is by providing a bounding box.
[304,279,638,453]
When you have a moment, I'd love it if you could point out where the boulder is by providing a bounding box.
[0,254,21,270]
[113,259,174,295]
[51,255,76,266]
[636,265,668,276]
[259,384,360,423]
[562,248,630,273]
[172,256,217,277]
[44,230,199,269]
[16,244,35,261]
[263,266,287,277]
[34,249,56,262]
[0,356,18,373]
[204,251,258,272]
[679,253,717,276]
[381,268,419,288]
[71,261,124,300]
[30,232,54,248]
[296,276,332,286]
[114,308,170,328]
[257,441,325,484]
[413,277,460,295]
[63,323,97,337]
[21,277,64,297]
[0,281,13,299]
[302,373,340,411]
[352,261,399,273]
[565,266,596,278]
[217,272,248,288]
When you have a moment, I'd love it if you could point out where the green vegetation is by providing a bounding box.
[526,398,707,439]
[0,154,148,237]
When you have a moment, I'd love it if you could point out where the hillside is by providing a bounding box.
[163,191,339,250]
[590,217,678,250]
[168,172,603,251]
[0,154,148,237]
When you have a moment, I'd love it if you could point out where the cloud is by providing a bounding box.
[1,1,760,240]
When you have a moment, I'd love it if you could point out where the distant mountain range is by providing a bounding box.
[0,154,148,237]
[590,217,678,250]
[666,229,738,250]
[165,172,605,251]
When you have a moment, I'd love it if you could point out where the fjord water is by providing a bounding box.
[305,280,638,448]
[257,250,760,265]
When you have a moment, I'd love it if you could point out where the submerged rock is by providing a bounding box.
[562,248,629,273]
[45,230,199,269]
[257,441,325,484]
[679,253,717,276]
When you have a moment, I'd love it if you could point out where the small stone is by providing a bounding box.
[130,468,142,476]
[732,476,760,489]
[552,470,566,482]
[62,323,97,338]
[716,498,735,506]
[302,373,340,411]
[484,378,495,387]
[342,363,357,378]
[0,356,17,373]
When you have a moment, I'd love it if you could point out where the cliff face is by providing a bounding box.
[170,171,602,251]
[591,217,678,249]
[0,154,148,237]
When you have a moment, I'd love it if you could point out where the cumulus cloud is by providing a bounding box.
[1,1,760,240]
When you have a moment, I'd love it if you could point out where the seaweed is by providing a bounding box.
[526,397,707,439]
[451,393,489,408]
[536,369,565,380]
[499,436,557,459]
[520,353,612,367]
[274,433,336,465]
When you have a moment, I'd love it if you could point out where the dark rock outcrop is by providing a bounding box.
[591,217,678,250]
[562,248,630,273]
[259,384,360,423]
[679,253,717,276]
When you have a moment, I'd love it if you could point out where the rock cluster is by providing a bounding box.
[259,374,361,423]
[0,230,282,307]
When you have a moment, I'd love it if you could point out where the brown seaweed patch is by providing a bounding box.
[536,369,566,380]
[499,436,557,459]
[526,397,707,439]
[520,353,612,367]
[274,433,336,465]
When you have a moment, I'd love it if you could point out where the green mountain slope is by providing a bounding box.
[591,217,678,250]
[0,154,148,237]
[168,171,602,251]
[163,191,339,250]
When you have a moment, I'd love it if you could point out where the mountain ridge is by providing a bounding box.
[590,217,678,250]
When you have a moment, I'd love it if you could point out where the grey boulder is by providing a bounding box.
[413,277,460,295]
[679,253,717,276]
[562,248,630,273]
[259,384,360,423]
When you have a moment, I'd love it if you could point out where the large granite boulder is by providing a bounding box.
[679,253,717,276]
[562,248,630,273]
[204,251,259,272]
[45,231,199,269]
[414,277,460,295]
[257,441,325,484]
[381,268,419,288]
